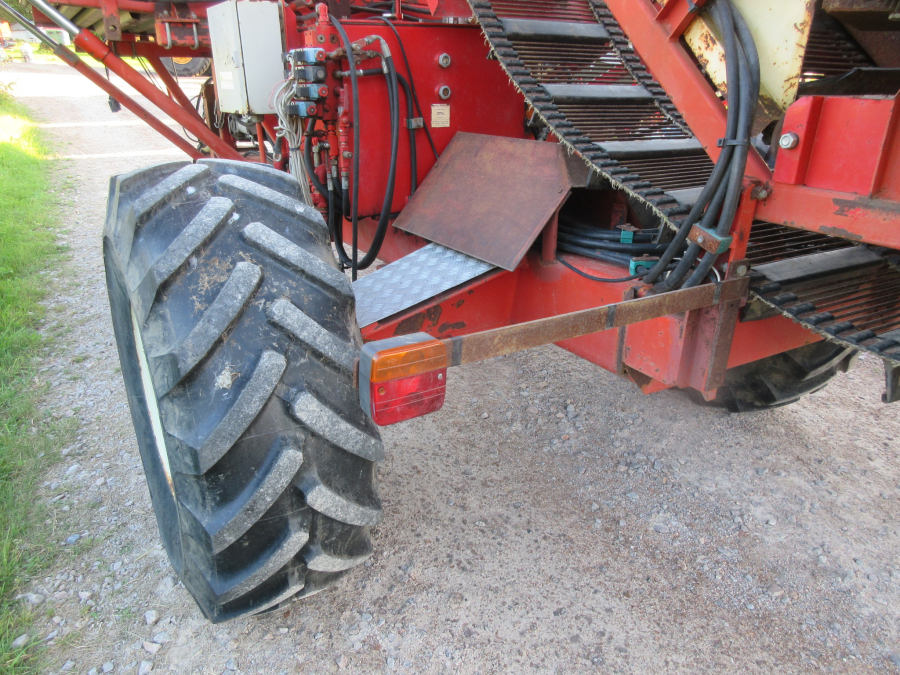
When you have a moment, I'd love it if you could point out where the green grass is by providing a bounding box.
[0,82,74,673]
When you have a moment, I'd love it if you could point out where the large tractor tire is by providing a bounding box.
[162,56,212,78]
[104,159,383,622]
[705,341,858,413]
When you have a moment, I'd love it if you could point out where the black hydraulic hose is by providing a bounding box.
[330,16,361,278]
[327,175,339,248]
[556,243,633,268]
[557,255,648,283]
[730,4,761,112]
[659,166,730,290]
[711,1,750,241]
[677,27,742,286]
[655,0,754,291]
[331,174,355,269]
[640,141,734,284]
[378,17,440,160]
[559,223,659,243]
[557,233,667,255]
[353,68,383,77]
[341,178,351,220]
[302,119,328,197]
[329,164,355,269]
[397,73,417,195]
[353,53,401,272]
[682,1,757,289]
[641,0,746,287]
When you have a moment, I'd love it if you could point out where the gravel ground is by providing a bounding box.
[3,62,900,675]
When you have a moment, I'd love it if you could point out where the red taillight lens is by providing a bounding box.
[369,368,447,426]
[360,333,449,426]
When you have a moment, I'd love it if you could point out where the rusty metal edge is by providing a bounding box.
[442,276,750,366]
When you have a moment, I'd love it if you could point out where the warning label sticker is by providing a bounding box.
[431,104,450,128]
[219,70,235,91]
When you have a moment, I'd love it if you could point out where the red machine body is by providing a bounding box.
[23,0,900,406]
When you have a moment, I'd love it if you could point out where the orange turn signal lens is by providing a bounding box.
[370,339,448,383]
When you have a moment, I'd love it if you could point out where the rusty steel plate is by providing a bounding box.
[392,132,573,271]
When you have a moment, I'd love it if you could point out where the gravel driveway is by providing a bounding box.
[3,62,900,675]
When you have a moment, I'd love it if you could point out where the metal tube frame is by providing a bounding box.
[25,0,242,161]
[0,0,203,159]
[145,54,207,126]
[438,276,750,367]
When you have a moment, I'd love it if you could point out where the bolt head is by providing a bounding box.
[735,264,748,277]
[438,53,451,68]
[779,132,800,150]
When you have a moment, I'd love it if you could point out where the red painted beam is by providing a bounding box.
[49,0,156,14]
[47,0,216,18]
[756,185,900,250]
[110,40,211,59]
[52,44,201,158]
[145,54,206,126]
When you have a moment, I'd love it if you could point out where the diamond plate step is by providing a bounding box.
[353,244,495,328]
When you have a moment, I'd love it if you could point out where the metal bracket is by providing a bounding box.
[688,224,733,255]
[99,0,121,41]
[629,256,656,275]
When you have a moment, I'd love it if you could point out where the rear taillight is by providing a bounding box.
[360,333,448,426]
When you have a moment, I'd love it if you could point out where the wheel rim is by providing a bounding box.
[172,57,193,65]
[131,308,174,494]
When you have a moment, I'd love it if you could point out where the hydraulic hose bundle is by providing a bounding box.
[312,16,436,281]
[557,219,665,268]
[559,0,758,288]
[325,17,401,280]
[640,0,759,290]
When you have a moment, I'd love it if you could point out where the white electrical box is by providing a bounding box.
[207,0,284,115]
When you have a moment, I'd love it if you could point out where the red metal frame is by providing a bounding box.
[361,248,819,397]
[605,0,900,249]
[36,0,900,249]
[32,0,897,403]
[51,41,203,158]
[759,93,900,249]
[72,28,242,160]
[146,54,206,125]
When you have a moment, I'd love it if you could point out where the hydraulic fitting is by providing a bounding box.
[292,65,327,82]
[287,48,326,67]
[286,101,318,116]
[294,84,329,99]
